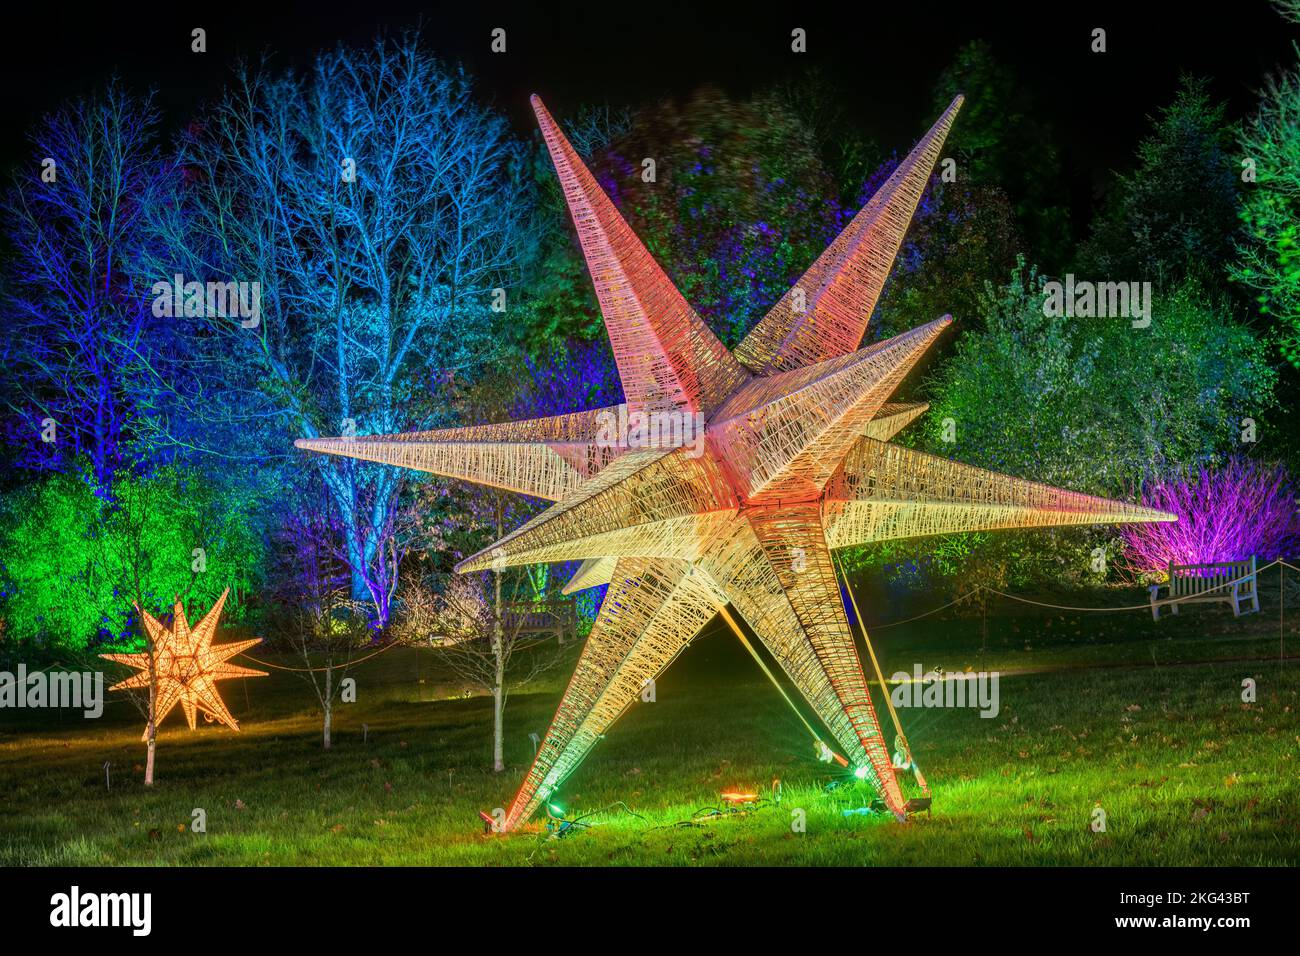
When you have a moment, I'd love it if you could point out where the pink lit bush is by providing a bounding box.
[1121,460,1297,580]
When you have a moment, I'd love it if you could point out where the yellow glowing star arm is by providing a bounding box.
[186,675,243,731]
[734,96,962,375]
[148,678,188,740]
[710,318,950,502]
[504,557,727,830]
[863,402,930,441]
[187,590,228,646]
[560,556,618,594]
[294,405,635,502]
[823,437,1178,549]
[99,652,153,691]
[456,449,738,572]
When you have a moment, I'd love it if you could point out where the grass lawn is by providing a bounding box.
[2,577,1297,866]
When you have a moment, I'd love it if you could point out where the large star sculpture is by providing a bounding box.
[102,589,267,739]
[296,94,1175,829]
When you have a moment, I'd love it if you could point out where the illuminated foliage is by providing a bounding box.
[931,40,1071,269]
[585,86,849,348]
[1121,460,1297,577]
[923,261,1275,496]
[138,32,532,624]
[1,82,173,487]
[864,163,1018,343]
[893,262,1276,589]
[1233,34,1300,366]
[0,463,262,651]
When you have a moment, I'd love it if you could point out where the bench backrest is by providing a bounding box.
[502,600,577,631]
[1167,557,1256,597]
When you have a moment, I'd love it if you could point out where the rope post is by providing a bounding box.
[981,586,988,661]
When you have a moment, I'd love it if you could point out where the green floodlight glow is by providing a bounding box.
[548,803,565,817]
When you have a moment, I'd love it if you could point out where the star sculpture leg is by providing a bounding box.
[503,557,727,831]
[102,589,267,739]
[296,94,1176,829]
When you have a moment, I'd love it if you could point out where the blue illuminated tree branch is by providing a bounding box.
[2,82,173,488]
[138,33,535,625]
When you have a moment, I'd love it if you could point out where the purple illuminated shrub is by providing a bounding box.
[1121,460,1297,578]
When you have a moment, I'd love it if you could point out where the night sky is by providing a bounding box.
[2,1,1297,221]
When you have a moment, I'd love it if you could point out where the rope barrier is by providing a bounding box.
[871,589,983,629]
[983,590,1166,613]
[864,558,1288,628]
[231,561,1297,672]
[237,640,402,673]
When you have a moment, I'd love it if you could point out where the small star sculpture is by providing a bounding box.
[102,588,267,739]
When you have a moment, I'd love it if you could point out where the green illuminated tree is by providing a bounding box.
[859,260,1276,589]
[0,463,261,653]
[1232,8,1300,366]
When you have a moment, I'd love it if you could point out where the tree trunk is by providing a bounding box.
[144,659,157,785]
[323,666,333,750]
[492,684,504,772]
[144,726,156,786]
[348,563,371,605]
[492,497,506,773]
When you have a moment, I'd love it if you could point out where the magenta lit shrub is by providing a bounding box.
[1121,460,1297,579]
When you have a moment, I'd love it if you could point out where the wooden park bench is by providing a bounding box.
[1149,557,1260,621]
[502,599,579,645]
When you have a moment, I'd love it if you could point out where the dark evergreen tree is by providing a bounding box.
[1081,76,1241,293]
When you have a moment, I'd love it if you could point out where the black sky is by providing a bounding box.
[2,1,1296,205]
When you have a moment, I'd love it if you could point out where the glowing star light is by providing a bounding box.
[102,588,267,739]
[296,94,1176,830]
